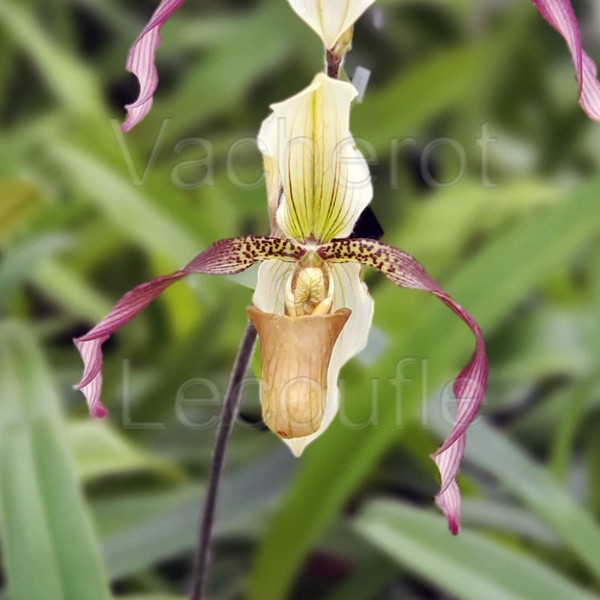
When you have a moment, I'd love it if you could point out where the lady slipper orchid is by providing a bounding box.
[75,73,487,533]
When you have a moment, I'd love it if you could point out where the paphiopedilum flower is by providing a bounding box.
[75,73,487,533]
[122,0,600,130]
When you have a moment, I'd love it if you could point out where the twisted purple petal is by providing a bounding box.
[533,0,600,120]
[74,237,303,417]
[74,272,186,417]
[318,239,488,534]
[184,237,303,273]
[123,0,186,131]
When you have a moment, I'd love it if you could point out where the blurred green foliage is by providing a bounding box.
[1,0,600,598]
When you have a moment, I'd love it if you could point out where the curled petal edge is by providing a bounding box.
[318,239,488,534]
[123,0,186,131]
[73,237,303,417]
[532,0,600,120]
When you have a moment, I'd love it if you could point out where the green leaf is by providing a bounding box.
[0,178,46,241]
[100,449,296,579]
[353,38,494,152]
[461,499,559,546]
[50,144,201,268]
[0,1,104,119]
[33,259,114,323]
[0,235,68,307]
[323,556,396,600]
[248,172,600,600]
[395,178,559,274]
[354,500,597,600]
[0,321,110,600]
[68,420,181,482]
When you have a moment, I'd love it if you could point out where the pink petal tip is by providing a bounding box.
[73,272,186,417]
[533,0,600,120]
[123,0,187,131]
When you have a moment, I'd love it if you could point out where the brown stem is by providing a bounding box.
[189,323,258,600]
[326,50,342,79]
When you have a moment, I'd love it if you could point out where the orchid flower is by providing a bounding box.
[122,0,600,131]
[75,73,487,533]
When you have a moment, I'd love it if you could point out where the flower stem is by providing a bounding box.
[189,323,258,600]
[326,50,342,79]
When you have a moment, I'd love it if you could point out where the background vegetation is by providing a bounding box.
[1,0,600,598]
